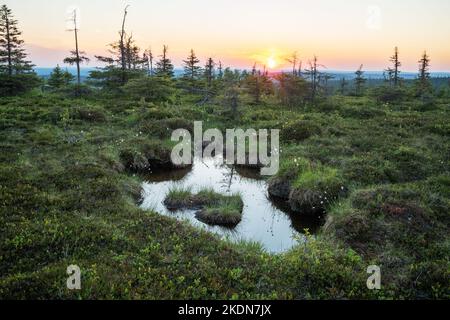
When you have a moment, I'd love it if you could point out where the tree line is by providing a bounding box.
[0,4,442,108]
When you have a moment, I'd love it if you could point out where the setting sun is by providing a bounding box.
[267,56,277,69]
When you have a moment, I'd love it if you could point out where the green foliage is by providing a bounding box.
[154,45,174,78]
[47,65,74,89]
[122,76,175,103]
[276,73,310,107]
[93,70,145,92]
[164,187,244,226]
[0,73,41,96]
[281,119,322,142]
[371,85,409,103]
[140,117,193,138]
[327,182,449,298]
[0,5,34,75]
[0,88,448,300]
[289,163,345,212]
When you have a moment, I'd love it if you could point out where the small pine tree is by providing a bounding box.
[416,51,432,96]
[155,45,174,78]
[0,5,34,75]
[222,68,242,119]
[48,65,74,89]
[217,61,223,79]
[182,49,201,92]
[246,72,261,104]
[354,65,366,96]
[183,49,201,81]
[204,57,215,88]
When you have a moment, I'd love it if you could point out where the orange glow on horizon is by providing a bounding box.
[4,0,450,71]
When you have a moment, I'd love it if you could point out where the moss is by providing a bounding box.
[325,183,450,298]
[289,164,346,213]
[119,139,190,173]
[268,158,310,199]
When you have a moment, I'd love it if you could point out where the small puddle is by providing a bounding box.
[140,156,324,253]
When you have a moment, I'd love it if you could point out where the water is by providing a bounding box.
[140,156,323,253]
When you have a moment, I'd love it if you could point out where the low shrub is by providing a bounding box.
[281,120,322,142]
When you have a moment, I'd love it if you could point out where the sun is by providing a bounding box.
[267,56,277,69]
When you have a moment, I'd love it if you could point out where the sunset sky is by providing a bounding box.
[4,0,450,71]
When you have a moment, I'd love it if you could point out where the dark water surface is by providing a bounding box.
[140,156,323,253]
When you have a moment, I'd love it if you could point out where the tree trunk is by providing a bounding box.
[73,11,81,86]
[5,10,12,75]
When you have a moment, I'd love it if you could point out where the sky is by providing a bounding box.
[4,0,450,71]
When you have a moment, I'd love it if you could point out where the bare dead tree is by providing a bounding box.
[144,48,154,76]
[119,5,130,83]
[64,9,89,87]
[286,52,299,76]
[305,55,325,101]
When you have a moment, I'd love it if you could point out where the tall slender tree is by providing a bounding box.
[354,64,366,96]
[64,9,89,87]
[119,5,130,82]
[204,57,215,88]
[386,46,401,86]
[155,45,174,78]
[183,49,201,81]
[143,48,154,76]
[304,55,324,101]
[223,72,240,119]
[286,52,299,76]
[340,77,348,95]
[217,61,223,79]
[0,5,33,75]
[416,51,432,95]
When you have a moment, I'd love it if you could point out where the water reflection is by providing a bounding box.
[140,156,324,253]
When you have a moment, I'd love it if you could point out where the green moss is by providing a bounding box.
[289,164,346,213]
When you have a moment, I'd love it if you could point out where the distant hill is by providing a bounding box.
[34,67,185,82]
[34,67,450,85]
[35,67,96,78]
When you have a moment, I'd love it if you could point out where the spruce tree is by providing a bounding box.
[386,47,401,86]
[155,45,174,78]
[183,49,201,81]
[48,65,74,89]
[0,5,33,75]
[204,57,215,88]
[416,51,432,96]
[354,64,366,96]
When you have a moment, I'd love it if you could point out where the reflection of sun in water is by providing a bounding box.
[267,56,277,69]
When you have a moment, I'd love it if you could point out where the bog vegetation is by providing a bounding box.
[0,5,449,299]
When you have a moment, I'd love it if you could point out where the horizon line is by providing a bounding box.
[33,66,450,74]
